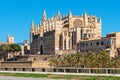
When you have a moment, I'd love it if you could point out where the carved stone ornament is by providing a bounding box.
[73,19,82,27]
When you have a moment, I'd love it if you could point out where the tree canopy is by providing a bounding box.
[50,50,120,68]
[0,44,21,55]
[0,44,21,52]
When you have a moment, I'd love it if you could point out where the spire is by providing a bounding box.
[6,34,9,43]
[58,10,60,17]
[31,20,34,29]
[42,10,47,21]
[69,10,72,18]
[30,20,35,34]
[58,10,61,20]
[83,11,87,17]
[43,10,46,17]
[30,20,34,43]
[83,11,88,26]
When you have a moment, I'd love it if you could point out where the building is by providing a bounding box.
[0,42,8,45]
[7,34,14,44]
[78,32,120,57]
[30,10,101,55]
[0,34,14,45]
[0,35,17,61]
[20,40,30,55]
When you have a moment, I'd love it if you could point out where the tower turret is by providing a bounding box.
[30,20,35,33]
[83,11,88,26]
[30,20,35,43]
[69,10,72,18]
[69,10,72,28]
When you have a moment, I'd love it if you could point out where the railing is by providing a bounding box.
[0,67,120,74]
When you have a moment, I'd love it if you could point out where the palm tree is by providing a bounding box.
[49,50,119,68]
[111,57,120,68]
[96,50,110,68]
[49,57,58,67]
[86,52,97,68]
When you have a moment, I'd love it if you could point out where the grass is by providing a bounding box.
[0,72,48,78]
[0,72,120,80]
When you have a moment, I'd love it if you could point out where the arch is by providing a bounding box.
[40,45,43,55]
[81,29,83,40]
[64,40,66,50]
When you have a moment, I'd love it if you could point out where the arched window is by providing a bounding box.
[64,40,66,50]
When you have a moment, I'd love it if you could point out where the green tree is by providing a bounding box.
[49,50,120,68]
[110,57,120,68]
[96,50,110,68]
[8,44,21,52]
[0,44,21,60]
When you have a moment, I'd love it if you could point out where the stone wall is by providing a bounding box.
[0,61,50,68]
[55,50,77,55]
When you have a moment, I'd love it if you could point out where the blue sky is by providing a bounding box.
[0,0,120,43]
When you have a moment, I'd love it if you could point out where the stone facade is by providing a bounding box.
[78,32,120,57]
[0,55,52,69]
[20,40,30,55]
[30,10,101,55]
[7,34,14,44]
[0,61,50,68]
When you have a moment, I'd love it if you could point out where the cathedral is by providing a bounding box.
[30,10,101,55]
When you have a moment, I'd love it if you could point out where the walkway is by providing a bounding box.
[0,76,62,80]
